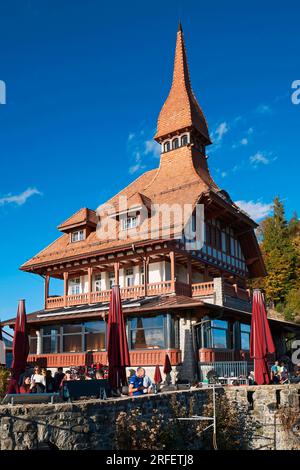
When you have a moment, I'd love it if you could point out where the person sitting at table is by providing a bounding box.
[143,372,153,394]
[45,370,55,392]
[129,367,152,396]
[20,376,33,394]
[248,371,256,385]
[59,370,72,389]
[31,366,46,393]
[270,361,280,384]
[6,371,19,394]
[95,370,105,380]
[53,367,65,391]
[279,362,289,384]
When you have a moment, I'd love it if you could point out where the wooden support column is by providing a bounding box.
[187,258,192,285]
[143,256,149,296]
[63,272,69,308]
[114,262,120,286]
[44,275,50,309]
[203,265,209,281]
[170,251,175,292]
[88,266,93,304]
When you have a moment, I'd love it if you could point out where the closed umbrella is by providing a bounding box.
[250,289,275,385]
[11,300,29,384]
[154,365,162,384]
[107,286,130,390]
[0,325,6,366]
[163,354,172,375]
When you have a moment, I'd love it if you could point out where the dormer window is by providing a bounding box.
[121,215,137,230]
[172,138,179,149]
[71,230,85,243]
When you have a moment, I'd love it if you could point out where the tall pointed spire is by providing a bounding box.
[154,25,211,144]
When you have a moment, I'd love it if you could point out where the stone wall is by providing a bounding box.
[0,384,299,450]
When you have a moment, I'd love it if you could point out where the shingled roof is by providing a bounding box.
[57,208,98,232]
[154,23,211,144]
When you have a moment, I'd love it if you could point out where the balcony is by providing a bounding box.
[45,278,251,311]
[45,280,192,309]
[27,348,182,368]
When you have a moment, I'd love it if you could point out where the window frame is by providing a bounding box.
[68,277,81,295]
[240,323,251,351]
[71,230,85,243]
[121,215,137,231]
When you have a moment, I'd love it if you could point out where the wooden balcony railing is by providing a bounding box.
[45,280,190,309]
[27,349,182,368]
[45,279,251,310]
[192,281,214,297]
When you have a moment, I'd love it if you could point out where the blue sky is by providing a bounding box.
[0,0,299,321]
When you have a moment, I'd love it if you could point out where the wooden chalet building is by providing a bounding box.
[2,25,298,381]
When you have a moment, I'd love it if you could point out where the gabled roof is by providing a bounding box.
[154,24,211,144]
[57,208,98,232]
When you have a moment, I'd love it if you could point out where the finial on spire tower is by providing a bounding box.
[178,20,183,32]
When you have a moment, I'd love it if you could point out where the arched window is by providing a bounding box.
[181,134,188,146]
[172,138,179,149]
[163,141,171,153]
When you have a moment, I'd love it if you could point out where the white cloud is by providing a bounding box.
[0,187,42,207]
[221,171,227,178]
[250,151,270,166]
[214,122,229,142]
[129,151,146,175]
[128,133,135,142]
[235,200,272,221]
[232,137,249,149]
[256,104,272,114]
[144,140,160,158]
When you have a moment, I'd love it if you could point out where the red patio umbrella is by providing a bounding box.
[107,286,130,390]
[250,289,275,385]
[154,365,162,384]
[163,354,172,375]
[11,299,29,383]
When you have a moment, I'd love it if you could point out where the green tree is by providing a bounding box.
[259,197,297,309]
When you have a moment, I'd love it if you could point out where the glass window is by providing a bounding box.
[211,320,228,349]
[164,141,170,152]
[69,278,81,295]
[62,323,82,353]
[84,321,106,351]
[140,265,145,285]
[240,323,250,350]
[121,216,137,230]
[95,274,101,292]
[181,135,188,146]
[172,138,179,149]
[63,324,82,334]
[71,230,85,243]
[63,335,82,353]
[42,326,60,354]
[129,315,165,350]
[125,267,134,287]
[29,329,37,355]
[108,271,115,289]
